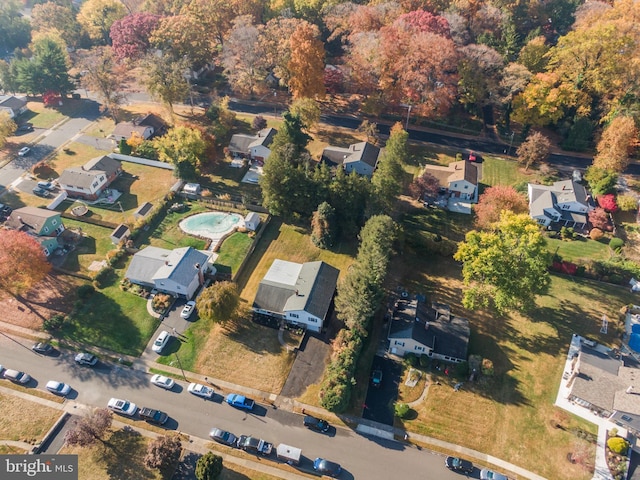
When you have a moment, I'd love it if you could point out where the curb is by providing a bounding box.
[32,411,69,454]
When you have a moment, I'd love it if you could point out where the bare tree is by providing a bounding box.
[516,131,551,172]
[65,408,112,448]
[144,435,182,470]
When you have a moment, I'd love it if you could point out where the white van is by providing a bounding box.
[276,444,302,466]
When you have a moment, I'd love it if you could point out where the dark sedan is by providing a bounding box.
[445,456,474,474]
[32,342,54,355]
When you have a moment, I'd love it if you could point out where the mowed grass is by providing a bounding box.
[0,393,61,443]
[47,141,109,174]
[546,236,612,262]
[143,204,209,251]
[61,219,114,273]
[393,253,635,480]
[214,231,254,277]
[480,155,533,187]
[24,101,67,129]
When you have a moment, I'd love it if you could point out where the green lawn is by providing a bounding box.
[547,236,612,262]
[138,204,209,250]
[61,219,114,273]
[214,231,254,277]
[480,155,533,187]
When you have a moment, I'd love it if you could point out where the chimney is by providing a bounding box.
[627,386,634,394]
[165,261,169,266]
[17,216,23,223]
[424,321,429,330]
[195,263,204,284]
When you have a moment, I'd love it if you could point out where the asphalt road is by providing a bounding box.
[0,334,474,480]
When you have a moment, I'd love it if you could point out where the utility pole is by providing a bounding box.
[507,131,515,156]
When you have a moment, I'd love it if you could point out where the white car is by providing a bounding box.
[46,380,71,396]
[3,369,31,384]
[188,383,214,399]
[180,301,196,319]
[107,398,137,416]
[152,330,171,353]
[18,146,30,156]
[480,468,509,480]
[150,374,175,390]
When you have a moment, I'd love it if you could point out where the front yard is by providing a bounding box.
[0,393,61,445]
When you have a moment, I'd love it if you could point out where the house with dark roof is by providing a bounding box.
[6,207,65,257]
[321,141,381,177]
[110,113,167,142]
[567,343,640,435]
[228,128,277,163]
[422,160,479,202]
[57,155,122,200]
[387,297,470,363]
[0,95,27,119]
[252,259,340,333]
[527,180,594,229]
[124,246,214,299]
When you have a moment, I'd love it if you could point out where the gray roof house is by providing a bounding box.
[228,128,277,163]
[6,207,65,257]
[528,180,593,228]
[57,155,123,201]
[321,141,381,177]
[110,113,167,142]
[125,246,214,299]
[252,259,340,333]
[567,344,640,435]
[0,95,27,118]
[388,298,470,363]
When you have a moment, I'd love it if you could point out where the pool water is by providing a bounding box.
[180,212,242,235]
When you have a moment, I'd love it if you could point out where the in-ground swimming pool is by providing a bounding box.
[179,212,243,237]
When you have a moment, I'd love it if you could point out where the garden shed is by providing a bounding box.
[245,212,261,231]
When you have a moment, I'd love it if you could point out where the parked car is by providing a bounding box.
[150,374,175,390]
[187,383,214,399]
[32,187,50,198]
[37,181,55,191]
[226,393,255,411]
[152,330,171,353]
[480,468,509,480]
[0,204,11,216]
[139,407,168,425]
[237,435,273,455]
[107,398,137,416]
[32,342,54,355]
[16,123,33,132]
[18,146,30,156]
[313,458,342,477]
[371,369,383,387]
[45,380,71,396]
[209,428,238,447]
[445,456,474,474]
[3,369,31,384]
[75,352,98,366]
[180,301,196,319]
[303,415,330,433]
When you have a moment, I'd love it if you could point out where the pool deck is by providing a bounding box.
[180,212,245,251]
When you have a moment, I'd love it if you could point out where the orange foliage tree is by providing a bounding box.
[0,230,51,298]
[474,185,528,229]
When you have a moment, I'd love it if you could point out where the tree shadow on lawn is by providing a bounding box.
[234,218,281,291]
[222,315,284,356]
[313,128,363,148]
[102,428,157,480]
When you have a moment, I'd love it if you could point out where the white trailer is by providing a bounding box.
[276,443,302,466]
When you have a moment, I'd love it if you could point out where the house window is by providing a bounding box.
[43,248,49,256]
[43,227,49,233]
[92,181,99,188]
[52,219,57,225]
[463,185,468,189]
[290,313,299,318]
[415,346,424,351]
[453,183,457,188]
[309,318,317,322]
[395,341,405,347]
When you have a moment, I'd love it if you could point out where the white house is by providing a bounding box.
[244,212,261,231]
[228,128,277,163]
[110,113,167,142]
[125,246,215,299]
[252,259,339,332]
[321,141,381,177]
[528,180,593,228]
[57,155,122,201]
[423,160,479,202]
[0,95,27,119]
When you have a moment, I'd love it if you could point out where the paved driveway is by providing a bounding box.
[139,298,197,362]
[362,356,402,426]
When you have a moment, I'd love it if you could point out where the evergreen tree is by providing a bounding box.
[311,202,336,249]
[269,111,312,157]
[371,123,407,213]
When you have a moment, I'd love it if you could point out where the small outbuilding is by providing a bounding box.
[183,183,201,195]
[110,224,131,245]
[244,212,261,231]
[133,202,153,220]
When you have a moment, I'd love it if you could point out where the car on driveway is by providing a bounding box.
[17,123,33,132]
[445,456,474,474]
[3,369,31,384]
[313,458,342,477]
[32,342,54,355]
[32,187,50,198]
[152,330,171,353]
[180,300,196,319]
[46,380,71,396]
[107,398,137,416]
[37,181,56,191]
[188,383,213,399]
[480,468,509,480]
[75,352,98,366]
[303,415,330,433]
[150,374,175,390]
[209,428,238,447]
[371,369,383,387]
[18,146,30,156]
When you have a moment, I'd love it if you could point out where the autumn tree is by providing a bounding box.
[409,171,440,201]
[289,98,321,131]
[597,194,618,213]
[457,44,504,116]
[154,126,206,180]
[0,230,51,299]
[357,119,379,145]
[585,166,617,196]
[77,0,127,45]
[78,47,127,122]
[65,408,112,448]
[474,185,528,229]
[0,112,16,149]
[517,36,550,74]
[371,122,406,213]
[593,116,638,173]
[311,201,336,249]
[0,60,20,94]
[31,2,84,48]
[288,22,325,100]
[142,54,190,115]
[149,14,213,68]
[144,435,182,471]
[516,131,551,171]
[588,207,610,231]
[195,452,223,480]
[196,281,239,324]
[454,211,550,313]
[110,13,160,61]
[262,17,307,89]
[252,115,267,131]
[617,194,638,212]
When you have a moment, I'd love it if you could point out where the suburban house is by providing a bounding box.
[423,160,479,202]
[388,297,470,364]
[110,113,167,142]
[57,155,123,201]
[110,224,130,245]
[6,207,65,257]
[528,180,594,229]
[124,246,215,299]
[228,128,277,164]
[321,141,381,177]
[252,259,340,333]
[565,338,640,435]
[0,95,27,118]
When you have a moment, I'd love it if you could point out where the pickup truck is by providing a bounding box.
[226,393,255,411]
[237,435,273,456]
[139,407,168,425]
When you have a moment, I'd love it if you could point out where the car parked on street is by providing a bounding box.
[226,393,255,411]
[209,428,238,447]
[46,380,71,396]
[237,435,272,455]
[75,352,98,366]
[445,456,474,474]
[139,407,168,425]
[480,468,509,480]
[32,342,54,355]
[18,146,30,156]
[303,415,330,433]
[187,383,213,399]
[150,374,175,390]
[313,458,342,477]
[152,330,171,353]
[107,398,137,416]
[180,300,196,319]
[3,369,31,384]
